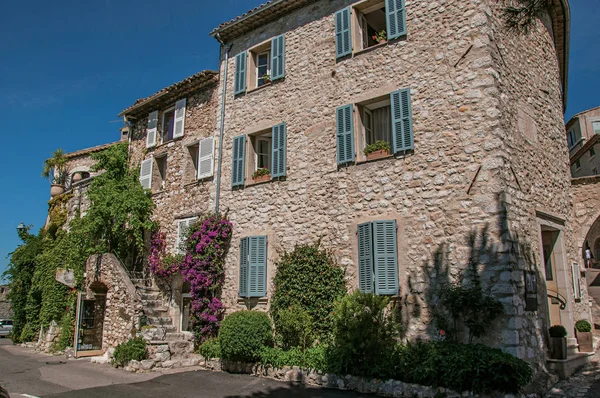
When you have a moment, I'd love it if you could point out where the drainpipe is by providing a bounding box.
[214,33,232,215]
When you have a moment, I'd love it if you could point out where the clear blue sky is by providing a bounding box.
[0,1,598,281]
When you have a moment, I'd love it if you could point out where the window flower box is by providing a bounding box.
[364,140,391,161]
[366,149,390,161]
[252,168,271,184]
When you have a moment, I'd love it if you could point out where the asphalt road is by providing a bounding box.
[0,338,369,398]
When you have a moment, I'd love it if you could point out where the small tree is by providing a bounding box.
[42,148,69,185]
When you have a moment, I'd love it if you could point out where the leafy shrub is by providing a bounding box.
[270,243,346,340]
[330,291,399,378]
[549,325,568,338]
[363,140,391,155]
[252,167,270,178]
[576,320,592,332]
[198,338,221,359]
[112,337,147,367]
[394,341,532,393]
[259,345,329,371]
[219,311,273,362]
[274,304,314,350]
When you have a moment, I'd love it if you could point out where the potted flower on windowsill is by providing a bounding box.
[549,325,568,359]
[575,320,594,352]
[43,148,69,197]
[364,140,391,161]
[252,168,271,183]
[372,30,387,45]
[261,74,272,85]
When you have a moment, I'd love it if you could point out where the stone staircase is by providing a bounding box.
[133,284,202,371]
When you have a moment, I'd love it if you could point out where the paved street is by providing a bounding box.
[0,339,367,398]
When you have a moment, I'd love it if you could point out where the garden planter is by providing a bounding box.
[576,331,594,352]
[550,337,568,359]
[366,149,390,161]
[72,172,83,183]
[252,174,271,184]
[50,184,65,197]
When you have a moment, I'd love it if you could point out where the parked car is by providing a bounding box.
[0,320,13,338]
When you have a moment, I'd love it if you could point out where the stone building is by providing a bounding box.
[566,106,600,178]
[0,285,12,319]
[46,0,590,378]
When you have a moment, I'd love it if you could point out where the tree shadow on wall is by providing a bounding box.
[225,382,370,398]
[402,193,548,347]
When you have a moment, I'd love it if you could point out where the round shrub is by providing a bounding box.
[274,304,314,350]
[112,337,147,367]
[549,325,568,337]
[270,243,346,340]
[219,311,273,362]
[198,337,221,359]
[576,320,592,332]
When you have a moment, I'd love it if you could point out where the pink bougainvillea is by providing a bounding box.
[179,214,233,342]
[148,231,180,278]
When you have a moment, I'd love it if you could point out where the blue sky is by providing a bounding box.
[0,1,598,281]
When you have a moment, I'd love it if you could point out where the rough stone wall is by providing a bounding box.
[215,0,512,349]
[571,144,600,178]
[572,176,600,257]
[129,85,220,256]
[486,0,587,366]
[84,254,142,350]
[0,285,12,319]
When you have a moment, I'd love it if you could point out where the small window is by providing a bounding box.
[186,143,200,183]
[356,1,386,50]
[591,146,596,157]
[155,156,167,191]
[575,160,581,170]
[161,107,176,144]
[593,121,600,135]
[176,217,198,254]
[360,99,393,149]
[594,167,598,175]
[250,131,273,180]
[567,129,576,148]
[256,51,271,87]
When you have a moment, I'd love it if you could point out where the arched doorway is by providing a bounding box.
[74,282,107,357]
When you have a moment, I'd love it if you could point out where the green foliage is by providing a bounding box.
[252,167,270,178]
[363,140,391,155]
[112,337,147,367]
[576,320,592,333]
[219,311,273,362]
[274,304,314,350]
[394,341,532,394]
[330,291,399,378]
[42,148,68,184]
[549,325,568,337]
[53,292,77,351]
[259,345,329,371]
[198,338,221,359]
[270,243,346,340]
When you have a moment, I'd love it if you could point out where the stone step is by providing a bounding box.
[165,332,194,341]
[143,299,167,308]
[140,292,161,301]
[137,286,160,293]
[147,316,173,326]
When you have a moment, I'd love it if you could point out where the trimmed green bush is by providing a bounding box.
[331,291,399,378]
[549,325,568,338]
[363,140,391,155]
[198,337,221,359]
[274,304,314,350]
[112,337,147,367]
[394,341,532,394]
[270,243,346,340]
[219,311,273,362]
[259,345,329,371]
[576,320,592,332]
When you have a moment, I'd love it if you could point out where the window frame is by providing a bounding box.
[575,159,581,170]
[357,219,399,296]
[154,154,167,191]
[255,136,272,172]
[180,292,193,332]
[353,0,387,52]
[176,217,198,254]
[256,50,271,88]
[161,106,176,145]
[590,146,596,158]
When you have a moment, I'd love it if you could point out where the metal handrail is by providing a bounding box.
[547,289,567,310]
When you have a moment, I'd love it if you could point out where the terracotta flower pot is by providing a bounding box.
[252,174,271,184]
[366,149,390,161]
[576,330,594,352]
[72,172,83,183]
[50,184,65,197]
[550,337,568,359]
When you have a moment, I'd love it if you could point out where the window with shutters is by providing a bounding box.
[154,155,167,191]
[235,123,287,186]
[186,137,215,184]
[176,217,198,254]
[249,130,273,182]
[335,0,406,59]
[239,236,268,298]
[161,106,176,143]
[357,220,399,296]
[238,34,285,94]
[151,98,187,145]
[338,88,413,165]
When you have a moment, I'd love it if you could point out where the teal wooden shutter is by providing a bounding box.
[271,123,287,177]
[357,222,374,294]
[391,88,414,153]
[239,238,249,297]
[335,7,352,58]
[232,135,246,187]
[271,35,285,80]
[248,236,267,297]
[234,51,247,95]
[386,0,407,40]
[336,104,355,165]
[373,220,399,295]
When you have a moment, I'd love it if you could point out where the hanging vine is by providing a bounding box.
[179,214,233,342]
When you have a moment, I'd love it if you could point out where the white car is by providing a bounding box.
[0,320,13,337]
